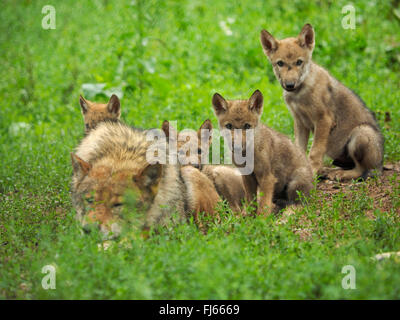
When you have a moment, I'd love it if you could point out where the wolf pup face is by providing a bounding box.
[212,90,263,155]
[79,94,121,133]
[260,24,315,92]
[71,153,162,238]
[161,119,212,170]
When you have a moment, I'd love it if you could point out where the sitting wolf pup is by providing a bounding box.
[260,24,384,180]
[160,120,222,221]
[212,90,313,214]
[162,120,246,213]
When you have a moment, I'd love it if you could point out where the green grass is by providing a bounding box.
[1,0,400,299]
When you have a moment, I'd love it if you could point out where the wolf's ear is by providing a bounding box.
[161,120,170,139]
[161,120,178,141]
[249,90,263,115]
[260,29,278,55]
[135,163,163,191]
[198,119,213,144]
[212,93,228,115]
[200,119,212,131]
[79,95,90,114]
[298,24,314,50]
[107,94,121,117]
[71,153,92,175]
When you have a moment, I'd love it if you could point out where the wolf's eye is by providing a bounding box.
[244,123,251,130]
[225,123,233,130]
[296,59,303,66]
[197,148,202,155]
[277,61,284,67]
[112,203,123,208]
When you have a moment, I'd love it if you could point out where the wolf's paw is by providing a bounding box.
[319,168,362,182]
[316,167,336,179]
[328,169,364,182]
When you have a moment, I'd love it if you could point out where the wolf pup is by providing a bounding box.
[260,24,384,180]
[161,119,212,170]
[212,90,313,214]
[162,120,246,212]
[202,165,245,213]
[161,120,221,219]
[71,121,187,239]
[79,94,121,134]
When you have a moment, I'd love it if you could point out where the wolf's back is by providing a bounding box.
[74,121,151,167]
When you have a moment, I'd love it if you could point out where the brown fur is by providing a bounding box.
[161,120,221,218]
[162,119,212,170]
[71,121,187,238]
[260,24,384,180]
[202,164,245,212]
[79,94,121,134]
[162,120,246,212]
[180,166,221,224]
[212,90,313,214]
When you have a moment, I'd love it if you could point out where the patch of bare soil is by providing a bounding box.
[279,162,400,241]
[317,162,400,217]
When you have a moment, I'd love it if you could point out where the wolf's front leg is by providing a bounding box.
[294,118,310,154]
[309,116,333,175]
[242,173,258,204]
[257,173,277,215]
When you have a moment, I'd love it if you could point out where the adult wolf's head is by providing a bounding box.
[161,119,212,170]
[79,94,121,133]
[71,153,162,239]
[260,24,315,92]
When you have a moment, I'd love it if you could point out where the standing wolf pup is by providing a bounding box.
[260,24,384,181]
[212,90,313,214]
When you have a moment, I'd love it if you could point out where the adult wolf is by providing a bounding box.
[71,121,186,238]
